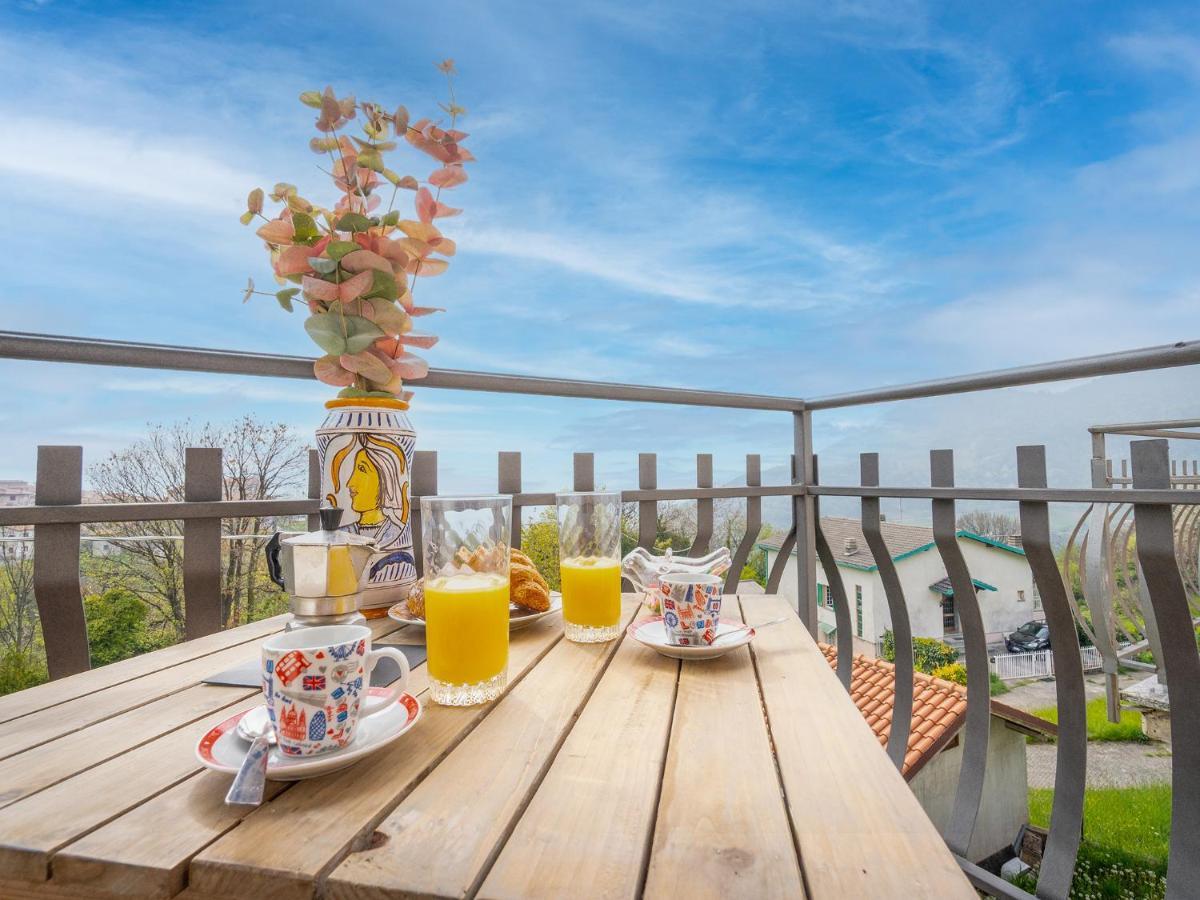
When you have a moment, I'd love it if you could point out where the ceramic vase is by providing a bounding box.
[316,399,418,613]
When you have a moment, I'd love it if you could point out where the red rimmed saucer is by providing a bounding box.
[196,688,421,781]
[626,616,756,660]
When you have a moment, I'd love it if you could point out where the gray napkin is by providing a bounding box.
[203,642,427,689]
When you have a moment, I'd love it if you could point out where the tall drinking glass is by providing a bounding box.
[420,496,511,705]
[556,491,622,642]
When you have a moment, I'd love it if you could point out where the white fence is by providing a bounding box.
[990,646,1104,681]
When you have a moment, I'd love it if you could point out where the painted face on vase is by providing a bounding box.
[348,449,384,524]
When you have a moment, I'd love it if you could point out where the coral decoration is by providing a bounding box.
[240,61,472,401]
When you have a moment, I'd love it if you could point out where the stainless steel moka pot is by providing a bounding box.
[265,506,378,629]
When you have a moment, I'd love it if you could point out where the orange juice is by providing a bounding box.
[560,556,621,627]
[424,572,509,685]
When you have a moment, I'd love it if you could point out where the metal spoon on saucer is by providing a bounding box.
[225,715,276,807]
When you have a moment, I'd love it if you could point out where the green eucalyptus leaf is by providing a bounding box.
[238,210,255,226]
[335,213,372,233]
[326,240,361,261]
[337,386,373,399]
[381,210,400,227]
[305,314,348,355]
[292,212,320,244]
[275,288,299,312]
[299,90,323,108]
[309,257,338,275]
[357,151,385,173]
[362,268,398,302]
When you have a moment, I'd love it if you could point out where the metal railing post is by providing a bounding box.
[32,446,90,678]
[793,409,817,636]
[183,448,224,640]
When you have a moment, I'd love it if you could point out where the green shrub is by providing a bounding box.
[880,629,959,674]
[931,662,967,685]
[0,647,48,695]
[989,672,1010,695]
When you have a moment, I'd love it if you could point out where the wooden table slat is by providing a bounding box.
[744,594,975,898]
[0,633,290,762]
[324,600,642,900]
[643,599,806,899]
[0,616,290,726]
[478,615,679,900]
[186,612,567,900]
[0,618,402,887]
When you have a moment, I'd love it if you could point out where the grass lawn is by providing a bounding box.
[1016,785,1170,898]
[1032,696,1148,742]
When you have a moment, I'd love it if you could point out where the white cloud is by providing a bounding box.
[0,117,260,214]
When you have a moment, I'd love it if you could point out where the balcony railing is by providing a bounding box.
[2,329,1200,900]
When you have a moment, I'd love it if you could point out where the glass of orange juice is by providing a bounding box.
[556,491,622,642]
[420,495,511,705]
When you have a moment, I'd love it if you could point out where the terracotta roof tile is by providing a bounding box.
[819,643,969,779]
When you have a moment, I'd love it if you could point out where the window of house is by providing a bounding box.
[1032,581,1043,610]
[855,585,863,637]
[817,583,826,608]
[1018,589,1026,603]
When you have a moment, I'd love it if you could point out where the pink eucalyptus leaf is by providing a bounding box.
[429,165,468,188]
[256,218,295,245]
[429,236,457,257]
[301,276,339,302]
[397,220,440,242]
[406,257,449,277]
[275,244,316,276]
[408,305,446,317]
[415,188,462,224]
[336,269,374,302]
[371,350,429,380]
[396,332,439,349]
[314,355,355,387]
[339,249,392,274]
[399,237,432,259]
[339,351,392,384]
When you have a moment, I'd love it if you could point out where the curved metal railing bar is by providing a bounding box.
[724,455,761,594]
[765,456,798,595]
[808,456,852,689]
[1132,439,1200,900]
[859,452,913,771]
[1017,445,1086,900]
[930,449,989,859]
[687,454,714,557]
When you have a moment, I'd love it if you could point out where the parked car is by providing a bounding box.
[1005,620,1050,653]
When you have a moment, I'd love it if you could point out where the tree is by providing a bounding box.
[520,509,561,591]
[84,588,165,667]
[956,510,1020,539]
[86,417,306,639]
[0,527,45,694]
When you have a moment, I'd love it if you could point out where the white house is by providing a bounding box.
[760,517,1040,655]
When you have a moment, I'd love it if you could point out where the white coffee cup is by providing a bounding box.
[262,624,409,757]
[659,572,723,646]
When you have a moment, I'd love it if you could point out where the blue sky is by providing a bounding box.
[0,0,1197,514]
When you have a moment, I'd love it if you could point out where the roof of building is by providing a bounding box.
[818,644,1056,779]
[757,516,1024,571]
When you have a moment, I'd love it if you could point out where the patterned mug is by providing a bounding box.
[261,624,410,757]
[659,573,723,646]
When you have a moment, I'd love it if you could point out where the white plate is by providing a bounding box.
[196,688,421,781]
[627,617,756,660]
[388,592,562,631]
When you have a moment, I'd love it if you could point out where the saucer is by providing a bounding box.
[389,592,562,632]
[196,688,421,781]
[626,617,756,660]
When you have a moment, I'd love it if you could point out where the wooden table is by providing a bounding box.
[0,594,973,899]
